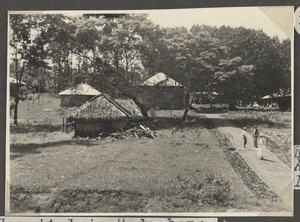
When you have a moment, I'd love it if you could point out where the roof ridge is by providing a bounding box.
[102,94,132,118]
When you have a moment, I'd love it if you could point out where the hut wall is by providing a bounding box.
[277,96,291,110]
[137,86,185,110]
[74,119,127,137]
[61,95,95,107]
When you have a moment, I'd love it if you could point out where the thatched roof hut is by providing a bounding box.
[58,83,101,107]
[70,94,132,137]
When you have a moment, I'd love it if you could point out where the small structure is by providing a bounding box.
[70,94,132,137]
[58,83,101,107]
[137,72,185,110]
[261,95,273,107]
[9,77,26,97]
[261,94,291,110]
[277,95,291,110]
[9,77,26,85]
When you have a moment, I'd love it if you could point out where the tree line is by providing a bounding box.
[10,13,291,124]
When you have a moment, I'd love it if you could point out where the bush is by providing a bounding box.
[175,173,232,206]
[200,174,231,205]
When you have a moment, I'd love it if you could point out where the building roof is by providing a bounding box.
[115,98,143,117]
[141,72,182,86]
[58,83,101,96]
[9,77,26,85]
[262,95,272,99]
[70,94,132,121]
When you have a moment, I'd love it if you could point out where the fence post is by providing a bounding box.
[62,117,65,132]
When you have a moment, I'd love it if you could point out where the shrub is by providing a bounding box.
[175,173,232,206]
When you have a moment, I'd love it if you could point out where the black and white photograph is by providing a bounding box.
[7,7,293,215]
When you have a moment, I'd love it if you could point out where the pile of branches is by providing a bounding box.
[99,125,157,140]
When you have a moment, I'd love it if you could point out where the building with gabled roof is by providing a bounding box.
[141,72,182,87]
[69,94,133,137]
[137,72,185,110]
[58,83,101,107]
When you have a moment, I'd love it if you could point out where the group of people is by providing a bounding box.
[242,126,265,160]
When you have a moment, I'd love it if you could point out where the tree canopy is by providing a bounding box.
[9,13,291,122]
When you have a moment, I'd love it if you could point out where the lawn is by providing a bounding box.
[9,94,288,213]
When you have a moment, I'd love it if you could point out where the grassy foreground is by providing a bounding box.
[9,94,289,213]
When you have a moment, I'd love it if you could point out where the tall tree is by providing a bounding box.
[213,57,255,110]
[197,25,291,98]
[10,14,48,124]
[162,27,227,119]
[72,14,161,117]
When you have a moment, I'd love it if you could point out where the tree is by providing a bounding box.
[71,14,162,117]
[213,57,255,110]
[198,25,291,98]
[10,15,45,124]
[162,27,226,120]
[38,15,77,93]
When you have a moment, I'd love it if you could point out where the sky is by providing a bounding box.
[147,7,293,40]
[34,6,293,40]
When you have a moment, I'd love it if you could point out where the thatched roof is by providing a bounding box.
[141,72,182,87]
[70,94,132,121]
[115,98,143,117]
[58,83,101,96]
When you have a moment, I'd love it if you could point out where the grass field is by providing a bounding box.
[9,94,289,213]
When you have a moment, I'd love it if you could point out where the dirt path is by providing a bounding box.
[202,113,293,209]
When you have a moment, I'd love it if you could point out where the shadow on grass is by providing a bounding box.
[227,117,287,128]
[141,116,208,131]
[10,139,99,160]
[260,158,275,163]
[193,107,228,114]
[11,124,61,134]
[141,115,285,131]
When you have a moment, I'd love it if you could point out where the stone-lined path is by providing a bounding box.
[203,113,293,210]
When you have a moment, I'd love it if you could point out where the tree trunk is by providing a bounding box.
[228,103,237,111]
[182,107,190,121]
[132,96,148,118]
[13,95,19,125]
[182,91,191,121]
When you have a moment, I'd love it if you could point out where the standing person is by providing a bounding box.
[243,127,247,148]
[258,134,266,160]
[253,126,259,148]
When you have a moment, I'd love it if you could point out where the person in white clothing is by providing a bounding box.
[258,134,266,160]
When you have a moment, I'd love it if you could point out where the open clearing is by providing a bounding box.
[9,94,290,213]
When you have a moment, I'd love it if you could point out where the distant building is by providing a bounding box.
[9,77,26,85]
[261,95,273,107]
[69,94,133,137]
[261,94,291,110]
[277,95,291,110]
[137,72,185,110]
[9,77,26,97]
[58,83,101,107]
